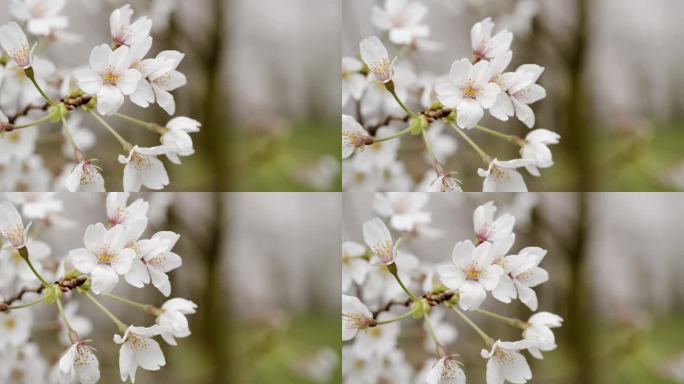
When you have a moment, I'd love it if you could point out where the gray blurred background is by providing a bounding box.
[344,193,684,383]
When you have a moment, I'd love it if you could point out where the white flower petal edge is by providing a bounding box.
[114,325,166,383]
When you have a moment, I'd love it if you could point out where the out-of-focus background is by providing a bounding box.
[33,193,341,384]
[343,193,684,383]
[1,0,340,191]
[343,0,684,191]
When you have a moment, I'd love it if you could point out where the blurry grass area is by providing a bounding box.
[541,121,684,191]
[231,312,341,384]
[125,313,340,383]
[400,120,684,191]
[230,119,341,191]
[535,314,684,384]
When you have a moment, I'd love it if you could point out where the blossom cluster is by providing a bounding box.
[342,0,560,192]
[0,1,200,192]
[342,193,562,383]
[0,193,196,383]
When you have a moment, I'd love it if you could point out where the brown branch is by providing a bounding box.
[6,95,92,125]
[366,107,453,135]
[0,275,88,312]
[371,289,456,319]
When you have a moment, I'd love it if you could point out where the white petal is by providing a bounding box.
[459,281,486,310]
[96,85,125,116]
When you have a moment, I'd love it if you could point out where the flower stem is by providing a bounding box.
[447,120,491,164]
[476,308,527,329]
[388,263,420,302]
[453,306,494,346]
[11,113,53,129]
[61,116,80,153]
[56,297,73,330]
[105,293,159,315]
[421,128,440,170]
[7,294,47,310]
[475,125,523,146]
[25,68,56,105]
[84,292,127,332]
[372,126,413,143]
[387,84,418,119]
[19,248,51,288]
[374,309,416,325]
[423,312,445,354]
[89,111,132,150]
[114,113,163,134]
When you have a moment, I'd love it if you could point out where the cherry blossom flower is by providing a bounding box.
[118,145,170,192]
[10,0,68,37]
[500,247,549,311]
[5,192,62,220]
[110,4,152,47]
[65,161,105,192]
[58,340,100,384]
[342,114,371,159]
[373,192,431,231]
[427,174,463,192]
[69,223,136,294]
[156,298,197,346]
[473,201,515,244]
[75,44,142,115]
[0,309,32,348]
[520,129,560,176]
[471,17,513,61]
[0,239,50,286]
[114,325,166,383]
[481,340,533,384]
[360,36,395,83]
[342,295,374,341]
[0,201,28,249]
[342,57,366,107]
[426,356,466,384]
[125,231,182,296]
[362,217,396,265]
[438,240,503,310]
[523,312,563,359]
[505,65,546,128]
[106,192,149,227]
[130,50,187,115]
[435,59,500,129]
[371,0,430,45]
[478,159,532,192]
[0,21,35,69]
[342,241,370,292]
[352,312,400,357]
[160,117,201,164]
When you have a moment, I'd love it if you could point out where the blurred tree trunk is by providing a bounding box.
[197,0,230,382]
[562,0,596,382]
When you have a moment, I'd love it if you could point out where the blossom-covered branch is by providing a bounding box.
[0,2,201,192]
